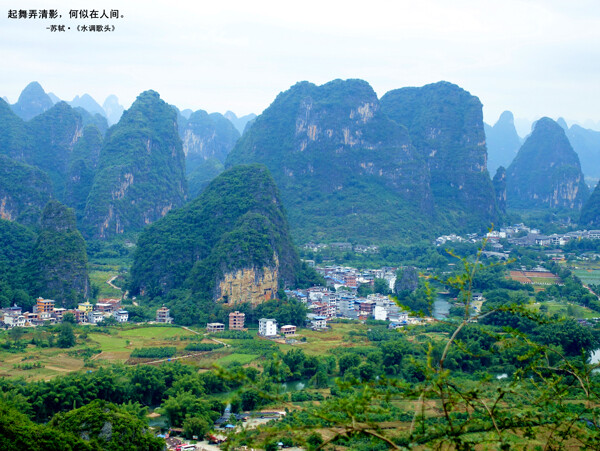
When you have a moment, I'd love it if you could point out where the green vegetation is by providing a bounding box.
[83,90,187,239]
[380,81,500,233]
[0,155,52,225]
[0,219,37,309]
[506,117,589,210]
[580,180,600,227]
[26,200,90,308]
[184,343,224,351]
[27,102,84,200]
[181,109,239,175]
[130,346,176,359]
[9,81,53,121]
[129,164,320,324]
[187,156,224,198]
[50,400,164,450]
[65,125,103,221]
[226,79,435,243]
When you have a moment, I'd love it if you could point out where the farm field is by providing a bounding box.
[0,325,201,380]
[508,270,561,286]
[531,301,599,320]
[88,263,124,298]
[0,322,374,381]
[569,260,600,285]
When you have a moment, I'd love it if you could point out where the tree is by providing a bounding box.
[62,312,76,324]
[99,315,118,326]
[7,327,25,343]
[49,399,164,450]
[221,242,600,449]
[57,322,75,348]
[309,368,329,389]
[183,416,210,440]
[338,353,360,376]
[373,278,390,295]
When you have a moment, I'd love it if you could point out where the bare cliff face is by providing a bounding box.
[506,117,589,210]
[216,256,279,306]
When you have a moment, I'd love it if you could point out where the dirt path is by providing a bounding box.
[141,353,202,365]
[107,274,129,300]
[180,326,229,347]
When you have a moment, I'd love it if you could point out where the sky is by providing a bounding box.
[2,0,600,132]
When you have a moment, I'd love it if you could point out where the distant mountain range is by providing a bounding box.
[2,78,600,307]
[227,79,500,243]
[1,79,599,247]
[485,112,600,182]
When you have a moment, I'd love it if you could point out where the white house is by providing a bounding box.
[309,315,327,329]
[88,311,105,324]
[374,305,387,321]
[113,310,129,323]
[258,318,278,336]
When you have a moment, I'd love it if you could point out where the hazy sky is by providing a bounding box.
[2,0,599,130]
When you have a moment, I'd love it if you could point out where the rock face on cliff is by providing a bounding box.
[181,110,240,167]
[0,155,53,225]
[226,79,434,243]
[492,166,507,215]
[0,97,112,224]
[580,181,600,227]
[485,111,522,174]
[26,200,90,308]
[83,90,187,239]
[11,82,54,121]
[506,117,589,210]
[380,81,499,231]
[180,110,240,197]
[129,164,302,306]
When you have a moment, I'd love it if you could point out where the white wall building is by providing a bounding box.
[258,318,278,336]
[113,310,129,323]
[374,305,387,321]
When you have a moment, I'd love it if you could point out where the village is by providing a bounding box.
[4,221,600,334]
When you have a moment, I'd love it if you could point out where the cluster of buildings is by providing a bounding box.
[506,229,600,247]
[205,313,301,339]
[302,242,380,255]
[206,311,248,334]
[257,318,297,337]
[287,286,412,326]
[314,265,397,292]
[437,223,600,250]
[0,297,129,329]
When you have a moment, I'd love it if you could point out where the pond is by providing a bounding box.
[433,297,451,320]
